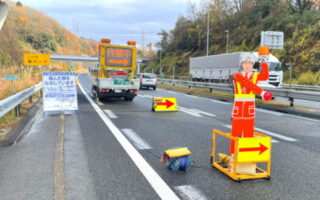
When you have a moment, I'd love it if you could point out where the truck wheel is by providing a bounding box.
[92,86,97,98]
[153,87,156,90]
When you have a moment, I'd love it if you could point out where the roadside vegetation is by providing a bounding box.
[144,0,320,85]
[0,1,97,100]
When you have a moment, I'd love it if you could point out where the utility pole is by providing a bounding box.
[206,6,210,56]
[159,49,162,75]
[225,30,229,53]
[142,29,145,57]
[172,66,175,80]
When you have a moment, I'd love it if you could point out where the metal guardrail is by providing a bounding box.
[0,83,42,118]
[161,75,320,91]
[282,84,320,91]
[160,79,320,106]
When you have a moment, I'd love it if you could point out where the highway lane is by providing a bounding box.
[77,73,320,200]
[1,73,318,200]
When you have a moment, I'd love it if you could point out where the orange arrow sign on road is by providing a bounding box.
[156,99,174,109]
[239,143,268,155]
[108,59,129,66]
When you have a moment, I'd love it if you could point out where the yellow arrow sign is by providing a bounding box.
[152,97,178,112]
[237,136,271,163]
[24,53,50,66]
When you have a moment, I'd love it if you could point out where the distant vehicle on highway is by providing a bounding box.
[137,73,157,90]
[189,52,283,87]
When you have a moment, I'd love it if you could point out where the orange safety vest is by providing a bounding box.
[234,72,259,100]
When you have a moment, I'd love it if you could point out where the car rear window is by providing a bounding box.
[142,74,156,79]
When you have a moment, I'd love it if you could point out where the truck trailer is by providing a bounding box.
[189,52,283,87]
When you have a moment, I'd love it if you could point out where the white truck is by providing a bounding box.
[89,39,140,101]
[189,52,283,87]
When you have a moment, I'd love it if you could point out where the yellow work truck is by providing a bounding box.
[89,39,140,101]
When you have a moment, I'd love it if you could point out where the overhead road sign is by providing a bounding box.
[24,53,51,66]
[152,97,178,112]
[260,31,284,49]
[99,44,137,70]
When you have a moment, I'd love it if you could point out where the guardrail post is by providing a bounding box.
[29,95,33,103]
[209,88,213,93]
[188,85,191,89]
[289,97,294,107]
[15,105,21,117]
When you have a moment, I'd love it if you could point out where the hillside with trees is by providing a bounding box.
[145,0,320,85]
[0,1,100,100]
[0,1,99,67]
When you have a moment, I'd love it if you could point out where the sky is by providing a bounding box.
[19,0,200,48]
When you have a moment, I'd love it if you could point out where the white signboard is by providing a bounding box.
[260,31,284,49]
[43,72,78,113]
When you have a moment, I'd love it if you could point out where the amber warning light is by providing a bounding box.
[127,41,136,46]
[101,39,111,44]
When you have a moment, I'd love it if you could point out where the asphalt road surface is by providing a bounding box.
[0,73,319,200]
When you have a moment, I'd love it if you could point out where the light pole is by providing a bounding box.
[159,49,162,75]
[206,6,210,56]
[0,1,9,31]
[225,30,229,53]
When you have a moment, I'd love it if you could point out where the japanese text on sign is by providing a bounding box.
[24,53,51,66]
[43,72,78,113]
[105,47,132,67]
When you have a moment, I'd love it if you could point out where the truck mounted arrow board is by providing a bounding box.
[100,44,136,70]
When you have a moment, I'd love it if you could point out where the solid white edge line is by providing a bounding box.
[122,129,152,150]
[190,109,216,117]
[211,99,230,105]
[256,108,283,116]
[254,127,297,142]
[174,185,208,200]
[78,83,180,200]
[104,110,118,119]
[178,106,202,117]
[223,125,279,143]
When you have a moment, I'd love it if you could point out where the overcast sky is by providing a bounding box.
[20,0,200,47]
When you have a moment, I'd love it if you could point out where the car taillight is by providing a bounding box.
[130,90,138,94]
[100,89,110,93]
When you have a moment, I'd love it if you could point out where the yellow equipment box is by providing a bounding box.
[211,129,272,182]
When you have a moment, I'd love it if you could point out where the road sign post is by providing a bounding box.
[4,74,18,95]
[260,31,284,50]
[211,129,272,182]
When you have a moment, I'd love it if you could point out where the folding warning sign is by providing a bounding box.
[152,97,178,112]
[237,137,271,163]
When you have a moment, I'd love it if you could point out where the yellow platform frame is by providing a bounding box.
[211,129,272,182]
